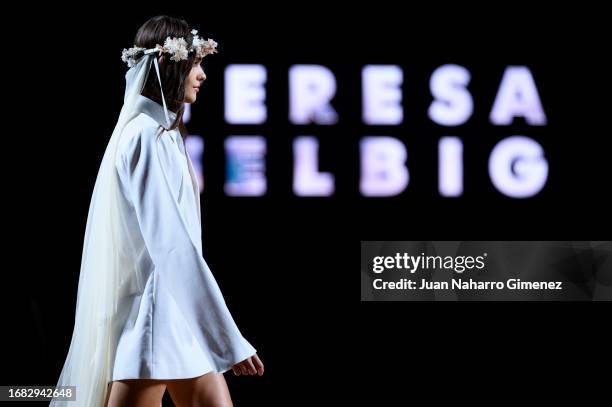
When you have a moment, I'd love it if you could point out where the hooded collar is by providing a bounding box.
[136,95,177,129]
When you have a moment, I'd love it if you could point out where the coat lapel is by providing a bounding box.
[184,144,202,225]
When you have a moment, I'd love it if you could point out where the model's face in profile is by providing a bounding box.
[184,57,206,103]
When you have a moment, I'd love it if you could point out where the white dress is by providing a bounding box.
[110,95,256,380]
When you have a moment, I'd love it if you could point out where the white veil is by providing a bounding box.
[51,53,166,406]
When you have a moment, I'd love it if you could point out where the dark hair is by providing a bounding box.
[134,15,196,134]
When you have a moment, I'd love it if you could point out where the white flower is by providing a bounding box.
[191,35,204,48]
[191,29,198,35]
[192,37,218,58]
[162,36,189,61]
[121,46,145,67]
[201,39,218,56]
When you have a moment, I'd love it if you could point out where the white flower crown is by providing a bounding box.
[121,29,218,68]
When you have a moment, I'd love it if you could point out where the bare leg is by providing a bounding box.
[166,372,233,407]
[105,379,166,407]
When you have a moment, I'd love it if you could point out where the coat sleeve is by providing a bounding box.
[117,124,257,373]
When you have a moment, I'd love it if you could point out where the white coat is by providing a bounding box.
[110,95,256,380]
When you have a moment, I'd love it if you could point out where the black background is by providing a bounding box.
[4,2,610,404]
